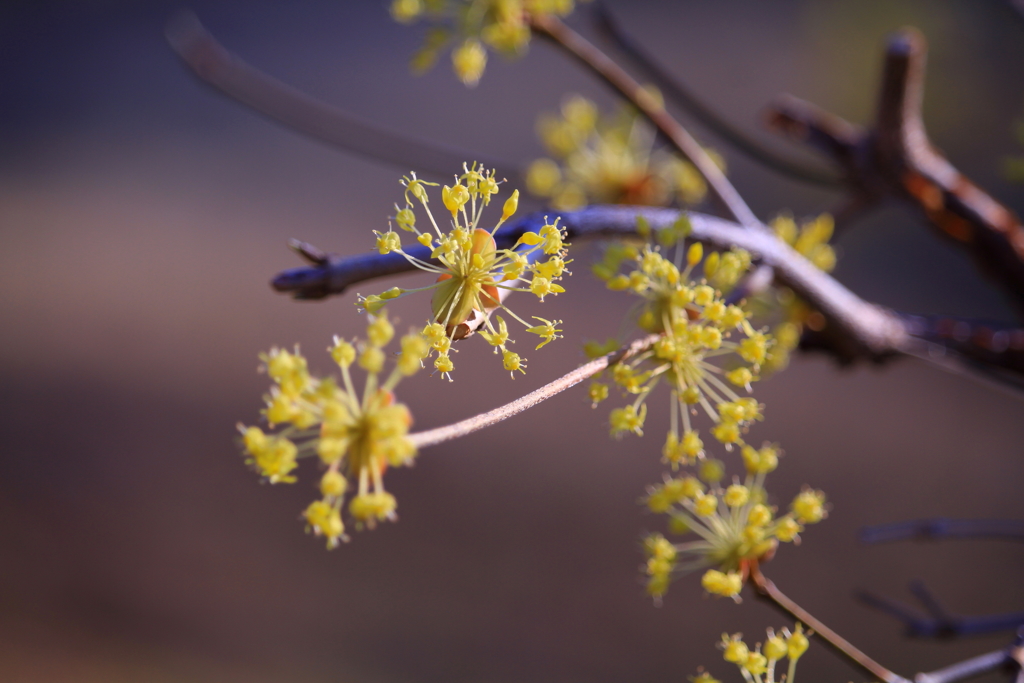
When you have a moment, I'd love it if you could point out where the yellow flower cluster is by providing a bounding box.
[526,94,721,210]
[642,450,827,600]
[759,213,836,374]
[706,625,810,683]
[592,241,768,456]
[239,313,430,547]
[391,0,586,87]
[770,213,836,273]
[590,227,828,601]
[361,164,569,378]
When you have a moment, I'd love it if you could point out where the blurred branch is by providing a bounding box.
[858,517,1024,639]
[528,13,760,229]
[856,583,1024,638]
[765,28,1024,317]
[409,334,658,449]
[590,2,841,187]
[861,517,1024,544]
[916,641,1022,683]
[272,206,909,359]
[165,10,522,183]
[749,565,910,683]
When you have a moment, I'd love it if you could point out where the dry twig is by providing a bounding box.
[765,29,1024,316]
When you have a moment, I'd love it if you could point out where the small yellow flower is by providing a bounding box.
[720,633,749,662]
[610,403,647,437]
[792,489,827,524]
[787,624,810,660]
[525,317,563,348]
[703,569,742,600]
[452,39,487,87]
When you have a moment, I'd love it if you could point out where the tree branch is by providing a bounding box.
[765,28,1024,318]
[861,518,1024,544]
[590,2,841,187]
[273,206,909,358]
[916,647,1018,683]
[528,13,760,229]
[749,565,911,683]
[408,334,658,449]
[855,585,1024,638]
[164,10,522,184]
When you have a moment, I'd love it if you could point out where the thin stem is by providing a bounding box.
[529,13,760,229]
[749,565,910,683]
[408,334,660,449]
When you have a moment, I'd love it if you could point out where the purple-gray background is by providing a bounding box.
[1,1,1023,681]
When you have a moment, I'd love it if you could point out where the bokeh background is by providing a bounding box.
[2,1,1023,681]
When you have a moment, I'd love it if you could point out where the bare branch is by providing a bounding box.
[856,585,1024,638]
[409,334,658,449]
[765,28,1024,317]
[917,648,1016,683]
[528,13,760,229]
[861,517,1024,544]
[273,206,909,358]
[590,2,841,187]
[164,10,522,184]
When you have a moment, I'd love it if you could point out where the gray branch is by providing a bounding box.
[273,206,909,359]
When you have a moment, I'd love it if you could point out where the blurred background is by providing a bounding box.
[2,1,1023,681]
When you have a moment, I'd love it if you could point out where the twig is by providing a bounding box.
[408,334,659,449]
[916,647,1016,683]
[749,565,911,683]
[861,518,1024,544]
[164,10,522,184]
[765,28,1024,317]
[856,585,1024,638]
[528,13,760,229]
[590,2,841,187]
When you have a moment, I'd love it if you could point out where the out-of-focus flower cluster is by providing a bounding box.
[361,164,569,379]
[758,213,836,375]
[526,94,722,210]
[690,624,810,683]
[391,0,587,87]
[239,313,430,547]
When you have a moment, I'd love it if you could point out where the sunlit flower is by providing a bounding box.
[358,163,570,378]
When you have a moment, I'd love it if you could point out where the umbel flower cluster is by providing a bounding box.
[359,163,569,379]
[759,213,837,375]
[390,0,588,87]
[526,94,718,210]
[239,313,429,547]
[642,460,827,601]
[591,236,769,452]
[587,226,827,600]
[693,624,811,683]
